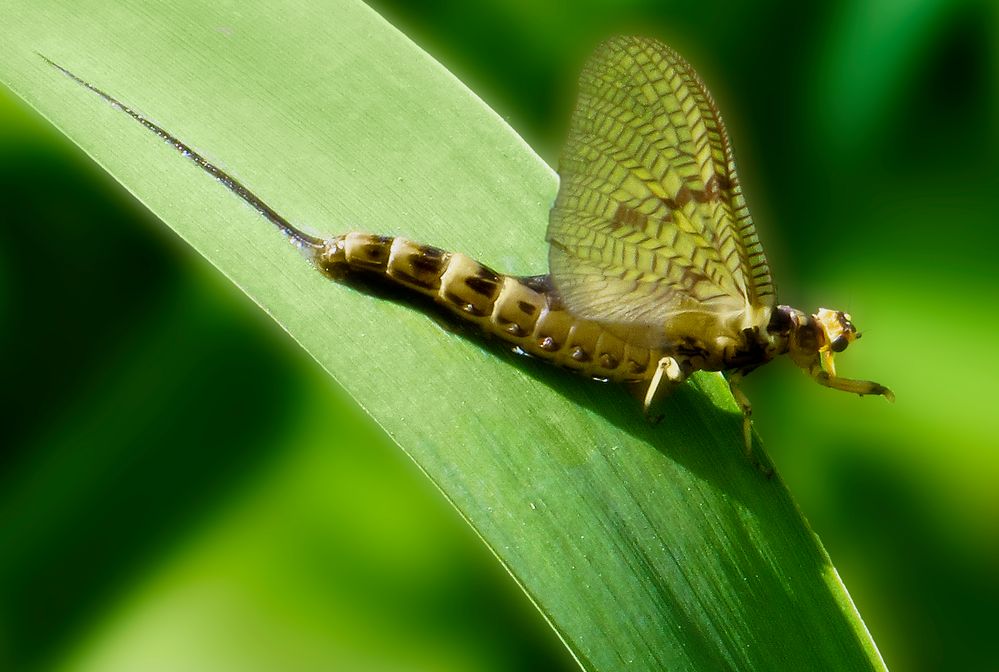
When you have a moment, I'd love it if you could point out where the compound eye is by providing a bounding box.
[830,335,849,352]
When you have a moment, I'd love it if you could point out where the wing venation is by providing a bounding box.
[547,36,775,343]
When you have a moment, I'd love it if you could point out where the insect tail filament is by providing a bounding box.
[40,54,326,253]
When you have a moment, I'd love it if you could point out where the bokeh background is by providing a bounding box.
[3,1,997,670]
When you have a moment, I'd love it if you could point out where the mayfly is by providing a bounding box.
[45,36,892,458]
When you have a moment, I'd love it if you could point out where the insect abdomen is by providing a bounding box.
[317,232,660,382]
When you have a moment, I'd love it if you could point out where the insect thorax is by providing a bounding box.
[651,303,777,374]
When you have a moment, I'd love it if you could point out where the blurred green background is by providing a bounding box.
[2,0,997,670]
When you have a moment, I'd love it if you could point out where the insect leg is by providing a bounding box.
[727,372,773,476]
[726,372,754,456]
[642,356,685,416]
[811,368,895,402]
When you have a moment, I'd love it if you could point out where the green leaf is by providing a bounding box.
[0,1,886,670]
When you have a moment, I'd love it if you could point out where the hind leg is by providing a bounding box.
[726,371,754,458]
[634,356,685,423]
[727,372,773,477]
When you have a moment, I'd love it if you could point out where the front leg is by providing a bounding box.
[811,366,895,402]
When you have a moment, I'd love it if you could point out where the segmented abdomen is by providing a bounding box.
[317,232,663,382]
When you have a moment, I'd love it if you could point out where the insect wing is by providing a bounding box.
[547,37,775,341]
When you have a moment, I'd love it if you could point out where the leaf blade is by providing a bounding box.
[0,1,885,670]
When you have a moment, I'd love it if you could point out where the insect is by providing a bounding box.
[46,36,892,459]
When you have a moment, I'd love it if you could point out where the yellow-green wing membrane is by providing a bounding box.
[547,36,774,344]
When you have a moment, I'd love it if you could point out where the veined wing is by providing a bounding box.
[547,36,774,343]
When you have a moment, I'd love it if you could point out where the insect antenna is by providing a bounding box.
[39,54,326,252]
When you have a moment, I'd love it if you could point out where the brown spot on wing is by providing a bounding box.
[612,203,649,230]
[659,174,734,209]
